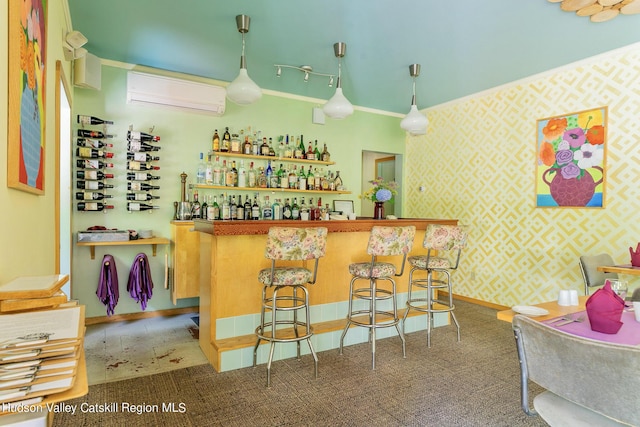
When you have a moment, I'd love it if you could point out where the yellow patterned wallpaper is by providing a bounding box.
[404,42,640,307]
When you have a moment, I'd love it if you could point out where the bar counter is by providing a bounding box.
[194,217,457,372]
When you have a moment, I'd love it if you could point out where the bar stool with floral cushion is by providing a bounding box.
[253,226,328,387]
[339,225,416,369]
[402,224,468,347]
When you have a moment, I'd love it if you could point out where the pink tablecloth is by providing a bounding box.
[544,310,640,346]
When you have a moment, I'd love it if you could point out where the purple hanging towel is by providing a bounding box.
[127,253,154,310]
[97,254,119,316]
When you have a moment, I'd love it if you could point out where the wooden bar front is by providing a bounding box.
[195,218,457,371]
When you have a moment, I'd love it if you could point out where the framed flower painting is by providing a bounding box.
[535,107,607,208]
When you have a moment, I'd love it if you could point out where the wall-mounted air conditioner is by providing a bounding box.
[126,71,226,116]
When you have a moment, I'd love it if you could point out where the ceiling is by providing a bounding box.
[67,0,640,115]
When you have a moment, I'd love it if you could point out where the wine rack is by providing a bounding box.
[75,115,115,212]
[126,126,161,213]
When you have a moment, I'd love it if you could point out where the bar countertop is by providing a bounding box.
[193,218,458,236]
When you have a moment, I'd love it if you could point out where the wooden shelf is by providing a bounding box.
[190,184,350,195]
[76,237,170,259]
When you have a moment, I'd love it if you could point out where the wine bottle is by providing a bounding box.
[76,170,114,180]
[243,195,251,220]
[75,191,113,201]
[291,197,300,220]
[127,130,160,142]
[77,129,113,139]
[76,181,114,190]
[127,152,160,162]
[76,159,114,169]
[127,202,160,211]
[77,138,113,149]
[76,147,114,159]
[126,193,160,201]
[77,202,114,211]
[127,161,160,171]
[192,192,202,219]
[127,182,160,191]
[321,143,331,162]
[212,129,220,152]
[127,140,161,152]
[220,127,231,152]
[126,172,160,181]
[77,115,114,126]
[201,195,209,220]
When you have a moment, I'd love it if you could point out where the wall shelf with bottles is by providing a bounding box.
[189,183,350,195]
[210,151,335,166]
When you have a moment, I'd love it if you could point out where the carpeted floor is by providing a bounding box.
[53,300,548,426]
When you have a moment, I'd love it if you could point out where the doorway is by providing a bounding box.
[361,151,403,218]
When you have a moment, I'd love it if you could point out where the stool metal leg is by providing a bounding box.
[371,278,377,369]
[339,276,357,354]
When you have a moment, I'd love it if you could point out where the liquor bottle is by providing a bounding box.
[262,196,273,220]
[252,135,259,155]
[237,160,247,188]
[283,198,292,220]
[257,167,268,188]
[272,198,282,220]
[77,115,114,126]
[298,166,307,191]
[299,197,308,220]
[76,181,114,190]
[78,129,113,139]
[265,160,273,188]
[205,154,214,185]
[334,171,343,190]
[243,135,252,155]
[127,140,161,152]
[75,192,113,201]
[126,193,160,201]
[268,138,276,157]
[126,172,160,181]
[277,164,287,189]
[76,147,114,159]
[230,195,238,220]
[128,182,160,191]
[231,133,241,154]
[127,161,160,171]
[201,196,209,220]
[221,195,231,220]
[321,143,331,162]
[127,203,160,211]
[226,161,237,187]
[77,138,113,149]
[294,136,303,159]
[306,142,315,160]
[243,195,252,220]
[76,170,114,180]
[192,191,201,219]
[321,169,330,191]
[260,137,270,156]
[212,129,220,152]
[328,172,336,191]
[212,156,222,186]
[283,135,293,159]
[210,196,220,220]
[309,198,316,220]
[77,202,114,211]
[235,195,244,220]
[277,137,285,158]
[314,197,323,220]
[247,162,257,188]
[127,130,160,142]
[127,152,160,162]
[291,198,300,220]
[220,127,231,152]
[298,135,306,159]
[288,165,298,189]
[314,140,322,160]
[220,160,228,186]
[306,168,315,191]
[251,196,261,220]
[314,167,322,190]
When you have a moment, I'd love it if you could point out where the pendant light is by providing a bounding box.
[226,15,262,105]
[400,64,428,135]
[323,42,354,120]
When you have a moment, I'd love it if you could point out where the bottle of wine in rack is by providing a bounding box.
[75,191,113,201]
[77,138,113,149]
[127,130,160,142]
[126,193,160,201]
[76,159,114,169]
[127,202,160,211]
[76,147,114,159]
[77,202,114,211]
[128,182,160,191]
[127,152,160,162]
[126,172,160,181]
[76,170,114,180]
[127,140,161,152]
[77,115,114,126]
[77,129,114,139]
[77,181,114,190]
[127,161,160,171]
